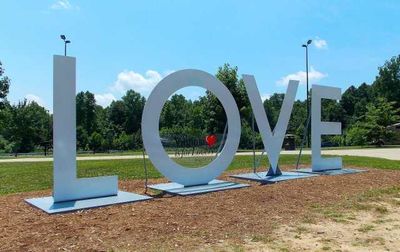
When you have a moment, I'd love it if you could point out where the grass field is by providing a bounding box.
[1,154,400,196]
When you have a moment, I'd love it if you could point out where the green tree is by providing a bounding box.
[76,91,98,135]
[205,63,247,134]
[373,55,400,108]
[341,83,374,128]
[239,120,263,149]
[363,98,400,145]
[164,94,188,127]
[89,132,103,153]
[5,100,50,153]
[113,132,133,150]
[321,99,344,123]
[77,126,89,150]
[122,90,146,134]
[346,98,400,146]
[0,102,12,137]
[345,124,369,146]
[341,85,358,127]
[0,61,10,108]
[263,93,285,129]
[289,100,307,145]
[188,99,206,130]
[160,101,174,128]
[108,100,127,133]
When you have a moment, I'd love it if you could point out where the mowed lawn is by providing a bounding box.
[1,154,400,195]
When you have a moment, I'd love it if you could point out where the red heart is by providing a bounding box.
[205,134,217,147]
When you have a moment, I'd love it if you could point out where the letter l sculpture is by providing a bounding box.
[25,55,151,213]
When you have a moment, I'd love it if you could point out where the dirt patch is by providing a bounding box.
[1,166,400,251]
[238,191,400,251]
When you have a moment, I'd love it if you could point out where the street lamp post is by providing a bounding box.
[60,35,71,56]
[302,39,312,147]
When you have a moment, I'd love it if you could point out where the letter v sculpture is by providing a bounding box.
[231,76,319,183]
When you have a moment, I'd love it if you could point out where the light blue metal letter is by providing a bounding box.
[243,75,298,175]
[142,69,241,186]
[53,55,118,202]
[311,84,342,171]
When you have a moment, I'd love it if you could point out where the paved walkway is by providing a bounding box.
[0,148,399,163]
[238,148,400,160]
[281,148,400,161]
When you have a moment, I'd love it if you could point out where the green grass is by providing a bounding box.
[339,156,400,170]
[0,154,399,196]
[357,224,375,233]
[308,186,400,225]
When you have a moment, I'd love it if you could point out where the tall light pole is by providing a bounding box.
[302,39,312,147]
[60,35,71,56]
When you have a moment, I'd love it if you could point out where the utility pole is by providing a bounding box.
[302,39,312,147]
[60,35,71,56]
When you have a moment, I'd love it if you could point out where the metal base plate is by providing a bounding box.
[25,191,152,214]
[294,168,366,175]
[230,171,319,183]
[148,179,249,196]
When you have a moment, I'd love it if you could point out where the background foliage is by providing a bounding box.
[0,55,400,154]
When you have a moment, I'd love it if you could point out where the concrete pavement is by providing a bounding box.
[0,148,399,163]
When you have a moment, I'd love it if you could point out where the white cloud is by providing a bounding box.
[50,0,79,10]
[261,93,271,102]
[95,93,116,107]
[314,37,328,49]
[25,94,46,108]
[110,70,166,97]
[276,67,327,86]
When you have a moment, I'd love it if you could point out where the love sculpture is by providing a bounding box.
[26,55,347,214]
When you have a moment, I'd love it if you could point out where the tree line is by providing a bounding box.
[0,55,399,154]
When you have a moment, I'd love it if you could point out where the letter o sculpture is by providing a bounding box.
[141,69,241,186]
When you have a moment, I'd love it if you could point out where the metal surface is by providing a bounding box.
[148,179,249,196]
[142,69,241,186]
[311,85,343,171]
[25,191,152,214]
[215,123,228,158]
[302,39,312,148]
[231,171,318,183]
[243,75,298,175]
[295,168,366,176]
[305,43,310,147]
[52,55,117,202]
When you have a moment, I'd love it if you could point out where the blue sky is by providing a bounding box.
[1,0,400,110]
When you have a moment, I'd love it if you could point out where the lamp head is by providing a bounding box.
[302,44,306,47]
[65,40,71,44]
[60,35,66,40]
[307,39,312,45]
